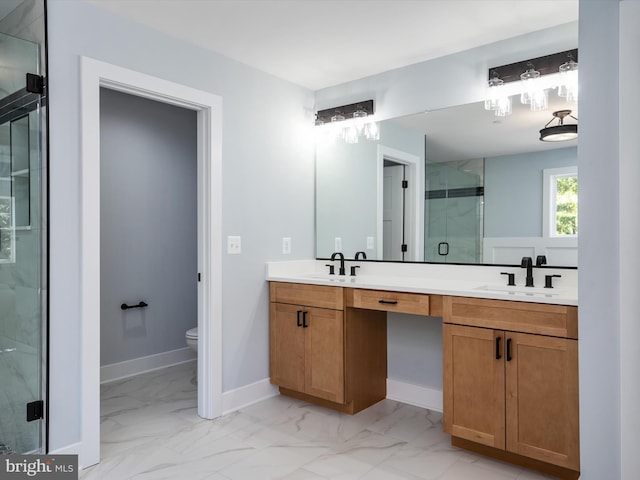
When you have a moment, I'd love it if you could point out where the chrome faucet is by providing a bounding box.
[331,252,346,275]
[521,256,534,287]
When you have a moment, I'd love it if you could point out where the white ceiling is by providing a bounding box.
[87,0,578,90]
[392,93,578,162]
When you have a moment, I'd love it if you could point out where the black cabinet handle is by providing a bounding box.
[302,311,308,328]
[496,336,502,360]
[378,299,398,305]
[506,338,512,362]
[296,310,302,327]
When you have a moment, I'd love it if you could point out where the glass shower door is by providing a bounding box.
[0,14,46,455]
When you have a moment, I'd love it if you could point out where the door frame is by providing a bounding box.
[376,145,423,261]
[79,57,222,467]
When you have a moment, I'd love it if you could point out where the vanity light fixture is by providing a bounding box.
[539,109,578,142]
[315,100,378,143]
[484,49,578,116]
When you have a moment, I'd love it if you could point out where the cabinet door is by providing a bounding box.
[443,324,505,449]
[305,307,345,404]
[505,333,579,471]
[270,303,306,392]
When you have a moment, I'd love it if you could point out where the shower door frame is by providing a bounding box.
[79,57,223,467]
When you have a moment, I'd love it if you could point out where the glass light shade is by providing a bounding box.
[558,60,578,102]
[352,108,368,134]
[520,67,548,110]
[485,76,512,117]
[343,124,359,144]
[364,121,379,141]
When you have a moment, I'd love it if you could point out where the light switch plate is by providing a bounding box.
[366,236,375,250]
[227,235,241,254]
[334,237,342,252]
[282,237,291,254]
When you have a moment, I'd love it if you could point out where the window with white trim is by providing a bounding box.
[543,166,578,238]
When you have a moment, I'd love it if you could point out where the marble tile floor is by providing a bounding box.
[81,361,557,480]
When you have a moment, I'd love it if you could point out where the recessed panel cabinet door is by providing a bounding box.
[443,324,505,449]
[305,307,345,403]
[505,333,580,471]
[270,303,306,392]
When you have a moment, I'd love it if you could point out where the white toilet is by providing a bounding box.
[186,327,198,353]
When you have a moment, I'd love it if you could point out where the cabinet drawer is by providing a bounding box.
[270,282,343,310]
[346,289,430,315]
[443,296,578,339]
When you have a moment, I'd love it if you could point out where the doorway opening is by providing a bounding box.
[79,58,222,467]
[377,145,423,261]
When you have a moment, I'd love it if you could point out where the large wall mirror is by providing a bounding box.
[316,84,578,268]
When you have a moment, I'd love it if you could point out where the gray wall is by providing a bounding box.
[48,0,315,451]
[99,88,197,366]
[484,146,577,237]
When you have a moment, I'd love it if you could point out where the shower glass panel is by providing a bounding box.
[0,0,47,455]
[425,159,484,263]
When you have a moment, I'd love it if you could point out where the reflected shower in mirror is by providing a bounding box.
[316,94,578,267]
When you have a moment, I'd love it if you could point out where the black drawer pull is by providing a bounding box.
[496,336,502,360]
[378,299,398,305]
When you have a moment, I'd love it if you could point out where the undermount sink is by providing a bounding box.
[474,284,560,297]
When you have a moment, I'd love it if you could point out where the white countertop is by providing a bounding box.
[266,260,578,306]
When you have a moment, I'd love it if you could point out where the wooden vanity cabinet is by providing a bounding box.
[269,282,387,413]
[270,302,345,403]
[443,296,579,477]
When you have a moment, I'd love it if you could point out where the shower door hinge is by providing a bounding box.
[402,180,408,189]
[26,74,45,95]
[401,244,408,253]
[26,400,44,422]
[198,273,201,282]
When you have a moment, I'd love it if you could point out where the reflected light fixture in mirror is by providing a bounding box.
[539,109,578,142]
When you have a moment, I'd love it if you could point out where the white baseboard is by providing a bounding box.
[386,378,443,412]
[100,347,196,384]
[222,378,279,415]
[48,441,82,459]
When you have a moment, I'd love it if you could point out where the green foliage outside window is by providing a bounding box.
[556,176,578,236]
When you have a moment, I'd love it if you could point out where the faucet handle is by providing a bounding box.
[325,264,335,275]
[544,274,561,288]
[500,272,516,286]
[350,265,360,277]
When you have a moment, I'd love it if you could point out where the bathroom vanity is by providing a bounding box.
[267,260,579,479]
